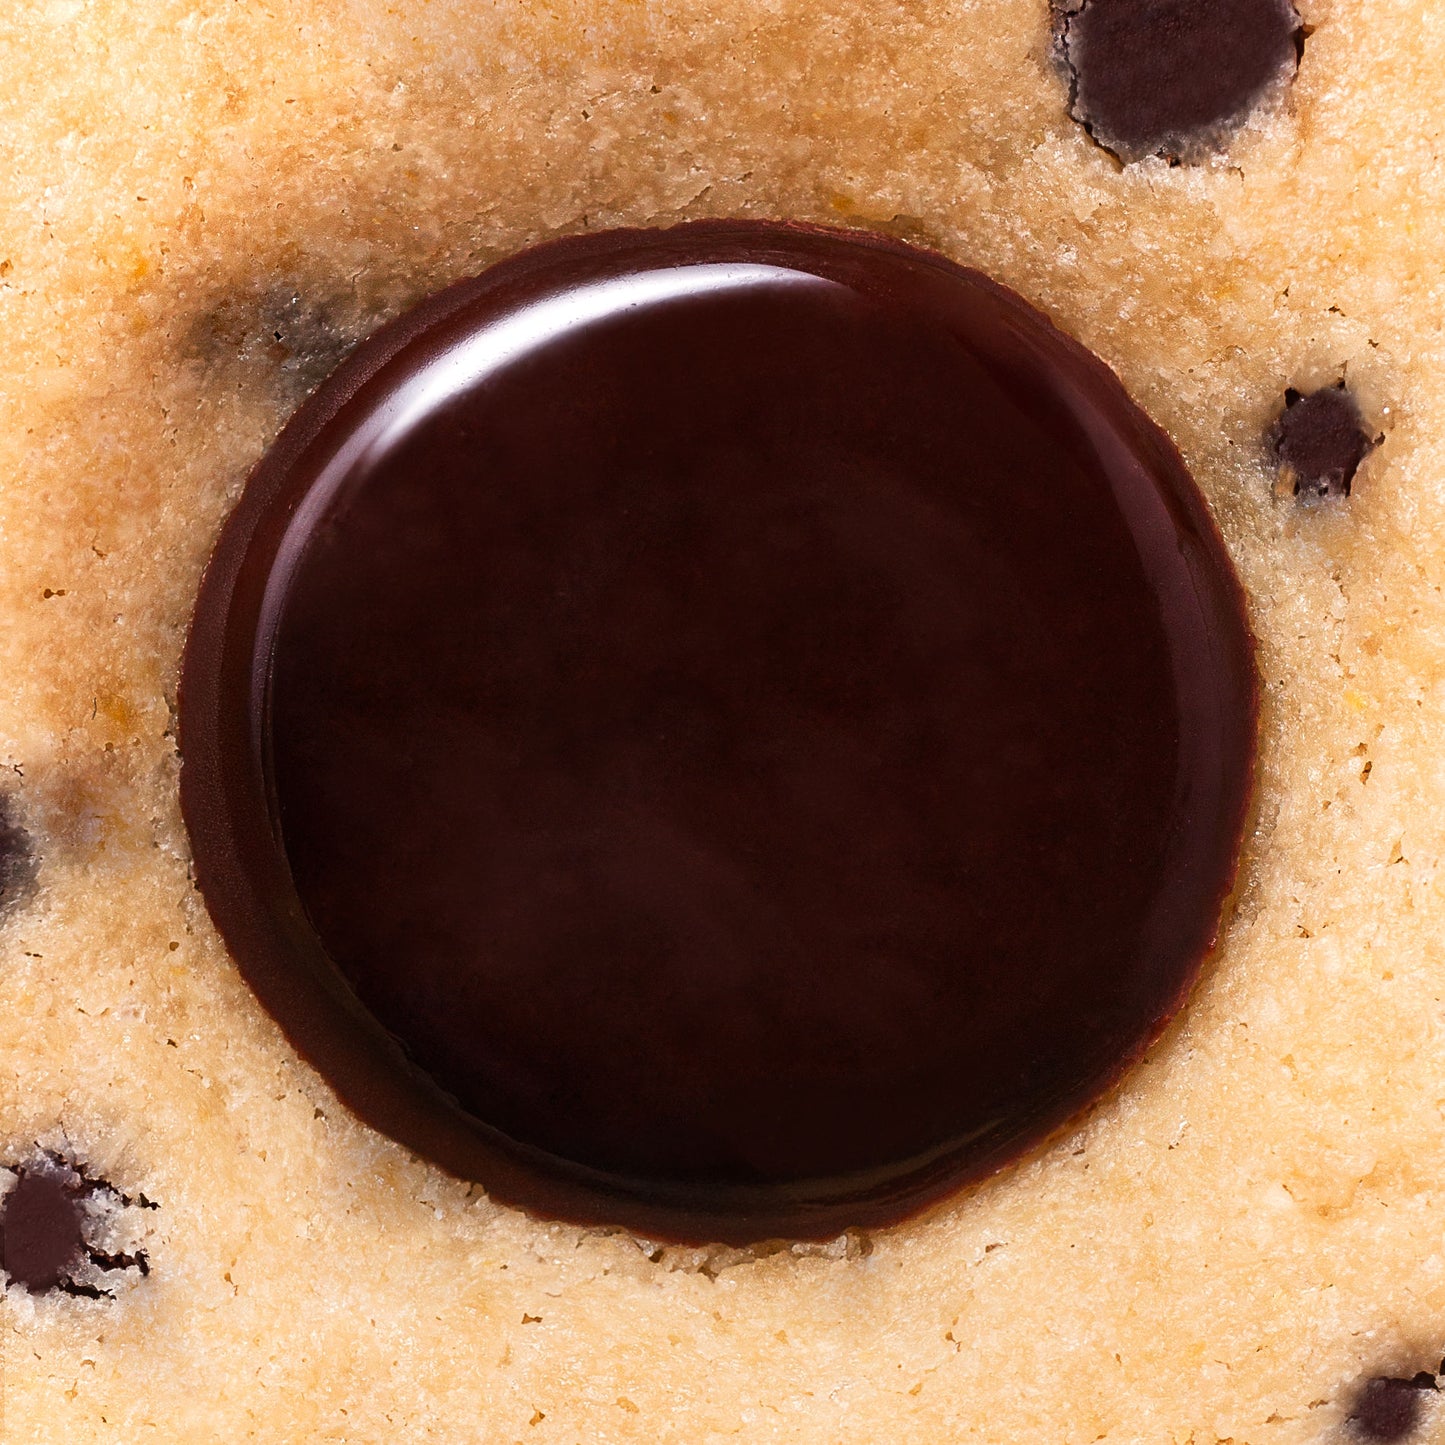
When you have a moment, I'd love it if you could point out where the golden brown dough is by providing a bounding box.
[2,0,1444,1440]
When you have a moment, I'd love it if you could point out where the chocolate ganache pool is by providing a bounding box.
[178,221,1257,1244]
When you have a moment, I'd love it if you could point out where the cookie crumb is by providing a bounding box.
[1059,0,1301,163]
[1273,383,1378,500]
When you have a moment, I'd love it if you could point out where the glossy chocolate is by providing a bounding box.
[1062,0,1301,162]
[179,222,1257,1243]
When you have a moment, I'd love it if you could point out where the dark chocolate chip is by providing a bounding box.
[1273,383,1376,499]
[1,1169,86,1293]
[179,221,1257,1245]
[187,286,359,400]
[0,795,34,913]
[0,1158,153,1297]
[1060,0,1302,163]
[1349,1375,1436,1441]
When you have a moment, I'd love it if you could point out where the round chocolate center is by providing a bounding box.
[180,222,1256,1243]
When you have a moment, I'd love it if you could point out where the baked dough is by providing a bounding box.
[1,0,1442,1440]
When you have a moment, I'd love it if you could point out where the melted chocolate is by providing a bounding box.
[1062,0,1301,162]
[179,221,1256,1243]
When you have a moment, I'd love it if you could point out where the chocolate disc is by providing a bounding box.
[179,221,1257,1244]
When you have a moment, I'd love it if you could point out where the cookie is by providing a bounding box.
[2,0,1443,1441]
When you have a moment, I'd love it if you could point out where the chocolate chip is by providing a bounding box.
[1,1169,86,1293]
[187,285,359,400]
[179,220,1257,1245]
[0,1157,153,1297]
[1060,0,1302,163]
[1273,383,1377,500]
[0,795,35,913]
[1349,1375,1436,1441]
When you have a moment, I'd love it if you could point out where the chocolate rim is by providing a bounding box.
[178,219,1259,1244]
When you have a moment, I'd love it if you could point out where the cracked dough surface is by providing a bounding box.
[2,0,1444,1440]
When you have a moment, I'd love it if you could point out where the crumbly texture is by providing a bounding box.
[0,0,1442,1440]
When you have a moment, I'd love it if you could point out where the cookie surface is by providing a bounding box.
[2,1,1444,1442]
